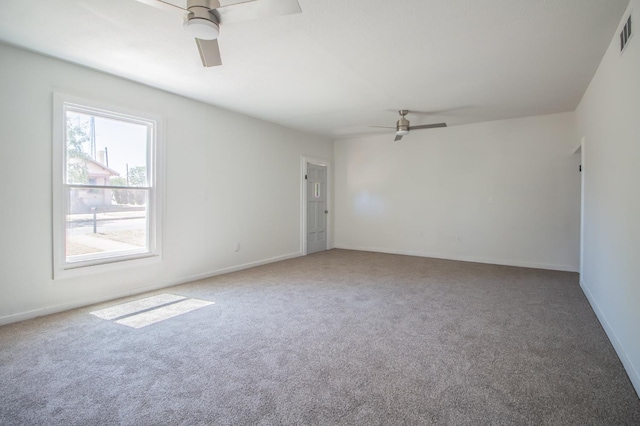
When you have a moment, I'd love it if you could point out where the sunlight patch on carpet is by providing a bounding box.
[90,293,214,328]
[115,299,214,329]
[90,294,186,320]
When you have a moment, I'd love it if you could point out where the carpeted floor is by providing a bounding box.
[1,249,639,425]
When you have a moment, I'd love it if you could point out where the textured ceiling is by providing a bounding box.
[0,0,630,138]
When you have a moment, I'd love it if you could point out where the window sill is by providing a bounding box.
[53,252,161,280]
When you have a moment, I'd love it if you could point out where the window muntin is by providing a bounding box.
[54,95,161,274]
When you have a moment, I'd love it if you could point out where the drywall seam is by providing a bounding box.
[0,251,303,326]
[334,245,578,272]
[580,280,640,398]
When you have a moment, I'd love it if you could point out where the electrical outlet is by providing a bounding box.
[234,243,240,252]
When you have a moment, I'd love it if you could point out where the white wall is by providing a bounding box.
[334,112,581,271]
[575,2,640,396]
[0,43,333,324]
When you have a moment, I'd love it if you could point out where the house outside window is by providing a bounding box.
[53,94,163,277]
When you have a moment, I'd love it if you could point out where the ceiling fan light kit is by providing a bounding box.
[183,17,220,40]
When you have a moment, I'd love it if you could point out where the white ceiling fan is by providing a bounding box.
[373,110,447,141]
[135,0,302,67]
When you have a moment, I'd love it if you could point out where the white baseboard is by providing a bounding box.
[333,245,578,272]
[580,280,640,399]
[0,251,303,326]
[167,251,304,286]
[0,282,175,326]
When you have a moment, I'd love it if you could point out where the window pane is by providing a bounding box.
[66,187,149,261]
[65,111,149,187]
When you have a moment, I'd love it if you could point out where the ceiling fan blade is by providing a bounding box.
[135,0,186,13]
[196,38,223,67]
[216,0,259,7]
[212,0,301,24]
[394,134,403,142]
[409,123,447,130]
[370,126,396,129]
[386,107,469,116]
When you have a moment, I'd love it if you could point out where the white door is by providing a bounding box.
[307,163,327,254]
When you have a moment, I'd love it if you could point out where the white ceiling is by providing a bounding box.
[0,0,629,138]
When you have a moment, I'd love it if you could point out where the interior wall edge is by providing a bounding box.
[580,279,640,399]
[333,245,579,273]
[573,0,640,399]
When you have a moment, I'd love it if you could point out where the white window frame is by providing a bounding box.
[52,93,164,279]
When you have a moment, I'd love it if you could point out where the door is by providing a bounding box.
[307,162,327,254]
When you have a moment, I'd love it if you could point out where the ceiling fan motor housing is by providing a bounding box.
[184,0,220,40]
[396,117,410,135]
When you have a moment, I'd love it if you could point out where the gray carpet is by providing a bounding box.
[1,249,639,425]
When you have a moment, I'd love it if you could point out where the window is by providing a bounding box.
[53,94,162,277]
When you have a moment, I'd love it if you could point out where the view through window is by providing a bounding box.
[61,102,157,267]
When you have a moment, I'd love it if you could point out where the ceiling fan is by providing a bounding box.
[373,110,447,141]
[135,0,302,67]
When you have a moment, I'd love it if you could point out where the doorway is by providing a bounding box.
[302,158,331,255]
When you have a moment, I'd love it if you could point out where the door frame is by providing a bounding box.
[579,137,585,280]
[300,156,332,255]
